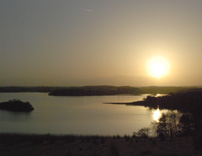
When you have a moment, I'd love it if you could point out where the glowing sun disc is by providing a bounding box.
[147,56,170,78]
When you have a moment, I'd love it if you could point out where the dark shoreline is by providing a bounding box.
[0,86,196,96]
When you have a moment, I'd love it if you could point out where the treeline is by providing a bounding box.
[0,86,63,93]
[139,86,194,94]
[0,99,34,112]
[0,86,198,96]
[142,89,202,113]
[49,86,195,96]
[49,86,141,96]
[134,89,202,149]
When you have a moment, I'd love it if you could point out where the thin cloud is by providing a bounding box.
[83,9,93,12]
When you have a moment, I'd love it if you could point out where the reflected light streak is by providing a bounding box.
[153,108,161,122]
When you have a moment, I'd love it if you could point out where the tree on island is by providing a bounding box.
[0,99,34,112]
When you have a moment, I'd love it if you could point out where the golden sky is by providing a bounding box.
[1,0,202,86]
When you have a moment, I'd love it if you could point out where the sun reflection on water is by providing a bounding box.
[153,108,161,122]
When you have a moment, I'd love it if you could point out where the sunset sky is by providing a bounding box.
[1,0,202,86]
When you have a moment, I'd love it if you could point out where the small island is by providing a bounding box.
[0,99,34,112]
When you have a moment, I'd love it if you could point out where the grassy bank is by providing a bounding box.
[0,133,201,156]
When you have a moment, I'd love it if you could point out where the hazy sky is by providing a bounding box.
[1,0,202,86]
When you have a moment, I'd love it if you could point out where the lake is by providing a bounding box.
[0,93,165,135]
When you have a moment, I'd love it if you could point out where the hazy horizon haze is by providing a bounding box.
[1,0,202,86]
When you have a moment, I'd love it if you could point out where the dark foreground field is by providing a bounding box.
[0,134,201,156]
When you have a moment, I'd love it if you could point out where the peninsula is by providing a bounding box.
[106,89,202,113]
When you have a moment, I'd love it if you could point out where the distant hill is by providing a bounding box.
[0,86,198,96]
[48,86,141,96]
[48,86,195,96]
[0,86,60,93]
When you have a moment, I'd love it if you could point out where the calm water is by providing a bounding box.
[0,93,163,135]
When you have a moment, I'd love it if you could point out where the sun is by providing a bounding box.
[147,56,170,78]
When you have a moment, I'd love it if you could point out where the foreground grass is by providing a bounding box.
[0,133,201,156]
